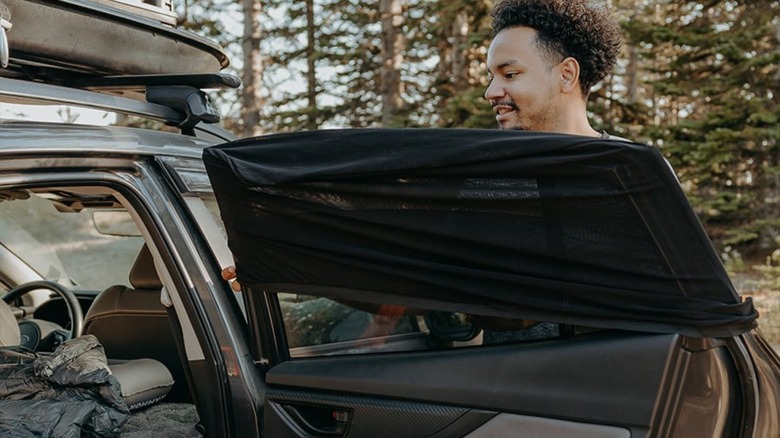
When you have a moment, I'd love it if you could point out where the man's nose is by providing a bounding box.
[484,79,503,101]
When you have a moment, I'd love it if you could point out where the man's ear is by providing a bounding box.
[559,57,580,94]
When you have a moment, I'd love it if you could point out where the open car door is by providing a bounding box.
[204,129,761,438]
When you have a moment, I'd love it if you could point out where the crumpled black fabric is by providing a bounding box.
[203,128,757,337]
[0,335,129,437]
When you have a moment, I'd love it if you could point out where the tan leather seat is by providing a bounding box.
[83,244,189,402]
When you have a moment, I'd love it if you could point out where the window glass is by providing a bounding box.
[0,192,144,290]
[280,294,418,348]
[277,293,560,358]
[159,156,233,268]
[162,155,246,315]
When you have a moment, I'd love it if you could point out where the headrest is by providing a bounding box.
[109,358,174,410]
[129,245,163,290]
[0,299,20,347]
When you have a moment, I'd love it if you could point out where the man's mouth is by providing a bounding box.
[493,102,517,116]
[493,105,516,115]
[491,101,518,124]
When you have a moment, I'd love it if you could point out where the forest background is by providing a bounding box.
[177,0,780,339]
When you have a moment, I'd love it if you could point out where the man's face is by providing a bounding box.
[485,26,563,131]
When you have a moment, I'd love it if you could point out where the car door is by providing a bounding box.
[258,317,672,437]
[204,128,757,437]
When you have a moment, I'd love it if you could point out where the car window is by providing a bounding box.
[158,155,247,317]
[276,292,561,358]
[0,192,144,290]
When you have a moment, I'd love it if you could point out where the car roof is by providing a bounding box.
[0,119,213,159]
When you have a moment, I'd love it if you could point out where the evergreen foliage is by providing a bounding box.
[182,0,780,258]
[615,0,780,255]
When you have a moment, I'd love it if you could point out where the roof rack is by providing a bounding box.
[0,0,240,137]
[1,77,178,120]
[0,76,238,139]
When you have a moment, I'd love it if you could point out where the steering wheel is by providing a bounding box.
[3,280,84,340]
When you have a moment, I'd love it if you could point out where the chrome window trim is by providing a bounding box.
[289,331,432,358]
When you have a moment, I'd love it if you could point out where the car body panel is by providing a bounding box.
[0,119,214,158]
[1,3,778,434]
[268,332,676,426]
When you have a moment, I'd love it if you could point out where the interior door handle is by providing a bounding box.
[281,404,351,437]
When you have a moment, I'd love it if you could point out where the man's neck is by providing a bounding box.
[550,118,600,137]
[550,103,599,137]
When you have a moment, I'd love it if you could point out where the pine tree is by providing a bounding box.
[262,0,387,130]
[240,0,266,136]
[620,1,780,254]
[428,0,495,128]
[380,0,406,126]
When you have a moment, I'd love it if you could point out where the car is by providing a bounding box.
[1,1,779,437]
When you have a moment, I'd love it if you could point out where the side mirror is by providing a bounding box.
[424,311,480,342]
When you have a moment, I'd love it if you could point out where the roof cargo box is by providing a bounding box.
[0,0,228,79]
[87,0,177,26]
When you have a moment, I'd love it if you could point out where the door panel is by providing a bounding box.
[265,332,680,436]
[265,390,496,438]
[464,413,630,438]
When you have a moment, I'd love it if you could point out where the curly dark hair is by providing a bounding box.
[491,0,622,96]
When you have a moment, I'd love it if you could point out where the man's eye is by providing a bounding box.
[505,72,517,79]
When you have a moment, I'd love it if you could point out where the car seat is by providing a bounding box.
[0,298,173,410]
[82,244,190,402]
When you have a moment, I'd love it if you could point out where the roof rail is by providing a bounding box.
[1,77,179,120]
[146,86,219,136]
[0,77,234,138]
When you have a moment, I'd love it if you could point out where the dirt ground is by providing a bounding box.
[731,270,780,350]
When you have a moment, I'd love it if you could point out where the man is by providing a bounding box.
[485,0,622,137]
[479,0,624,342]
[222,0,625,342]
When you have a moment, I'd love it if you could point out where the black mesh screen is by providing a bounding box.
[204,128,756,337]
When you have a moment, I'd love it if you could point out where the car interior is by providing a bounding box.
[0,185,199,431]
[81,243,191,404]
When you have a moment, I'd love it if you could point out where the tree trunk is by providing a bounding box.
[450,11,468,90]
[625,44,638,106]
[240,0,264,137]
[305,0,318,130]
[380,0,404,127]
